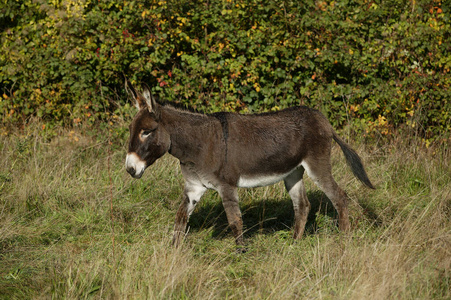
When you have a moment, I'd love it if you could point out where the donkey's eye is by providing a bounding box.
[141,130,154,139]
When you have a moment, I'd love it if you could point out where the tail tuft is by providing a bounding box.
[333,133,375,189]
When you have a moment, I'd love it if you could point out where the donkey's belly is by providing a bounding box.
[237,170,294,188]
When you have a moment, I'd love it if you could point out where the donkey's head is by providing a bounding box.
[125,84,171,178]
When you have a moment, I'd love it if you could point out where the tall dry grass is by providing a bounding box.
[0,125,449,299]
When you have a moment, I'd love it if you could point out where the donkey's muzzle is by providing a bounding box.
[126,166,138,177]
[125,152,146,179]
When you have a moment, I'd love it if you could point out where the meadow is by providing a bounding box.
[0,122,450,299]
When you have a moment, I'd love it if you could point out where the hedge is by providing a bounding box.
[1,0,450,142]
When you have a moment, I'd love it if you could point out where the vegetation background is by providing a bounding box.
[0,0,450,299]
[1,0,450,143]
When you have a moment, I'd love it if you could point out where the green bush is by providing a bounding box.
[1,0,450,143]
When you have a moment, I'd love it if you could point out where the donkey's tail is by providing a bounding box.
[333,132,375,189]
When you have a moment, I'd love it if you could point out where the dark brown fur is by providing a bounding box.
[125,85,374,250]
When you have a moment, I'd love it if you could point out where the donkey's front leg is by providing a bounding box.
[172,181,206,247]
[220,186,245,249]
[172,195,189,247]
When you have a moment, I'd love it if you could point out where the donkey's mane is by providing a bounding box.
[158,98,309,119]
[157,99,206,117]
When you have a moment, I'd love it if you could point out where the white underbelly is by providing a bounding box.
[237,172,291,188]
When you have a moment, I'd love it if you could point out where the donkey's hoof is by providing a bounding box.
[235,246,248,254]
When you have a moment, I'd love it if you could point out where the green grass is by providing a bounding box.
[0,124,450,299]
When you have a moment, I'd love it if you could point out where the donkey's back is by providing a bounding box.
[211,106,339,188]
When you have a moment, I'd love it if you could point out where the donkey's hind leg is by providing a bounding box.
[302,158,351,232]
[284,167,311,239]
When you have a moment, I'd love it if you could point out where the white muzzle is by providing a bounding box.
[125,152,146,179]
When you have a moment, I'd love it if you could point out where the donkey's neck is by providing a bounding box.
[160,106,219,163]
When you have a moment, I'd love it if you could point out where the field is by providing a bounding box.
[0,122,450,299]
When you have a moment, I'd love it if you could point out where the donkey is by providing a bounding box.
[125,85,374,249]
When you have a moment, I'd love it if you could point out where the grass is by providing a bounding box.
[0,123,450,299]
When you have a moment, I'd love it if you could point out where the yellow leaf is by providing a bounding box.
[253,83,261,92]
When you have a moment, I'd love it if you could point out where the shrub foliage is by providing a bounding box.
[1,0,449,141]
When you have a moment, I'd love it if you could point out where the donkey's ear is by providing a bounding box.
[125,80,146,110]
[142,84,159,116]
